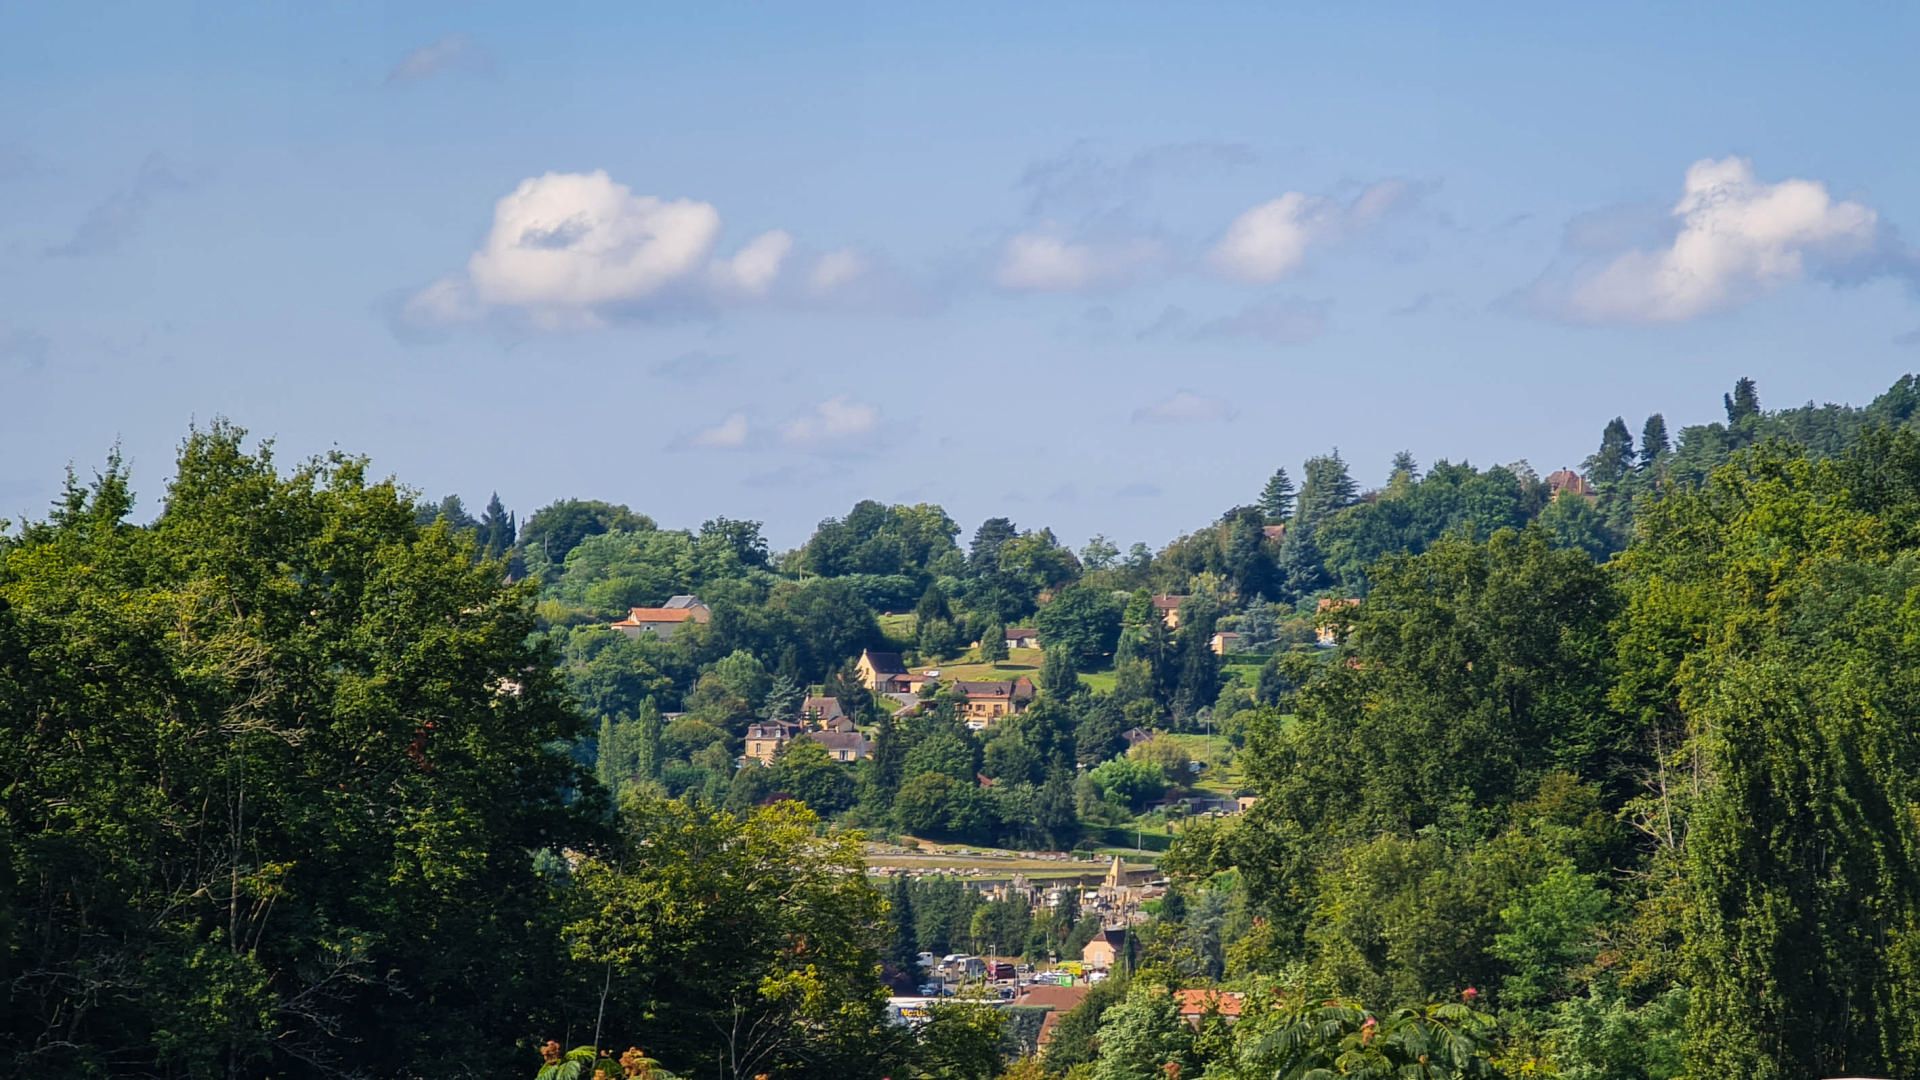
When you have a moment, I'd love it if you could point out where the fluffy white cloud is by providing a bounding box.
[683,412,750,449]
[1210,180,1417,283]
[1546,157,1881,323]
[781,396,880,448]
[463,171,721,314]
[1132,390,1236,424]
[995,232,1160,292]
[1211,194,1326,281]
[710,230,793,296]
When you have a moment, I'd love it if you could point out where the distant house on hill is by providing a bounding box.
[1121,726,1157,749]
[801,695,847,724]
[609,595,711,639]
[1315,597,1359,648]
[801,729,872,762]
[856,649,911,693]
[1262,523,1287,542]
[1150,594,1191,630]
[956,677,1037,729]
[743,719,802,765]
[1547,468,1596,501]
[1174,989,1245,1027]
[1004,626,1041,649]
[1209,631,1243,655]
[1082,927,1134,971]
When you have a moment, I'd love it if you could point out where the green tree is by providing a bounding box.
[1092,984,1194,1080]
[1259,467,1297,523]
[566,797,888,1080]
[1294,452,1359,529]
[1036,584,1123,668]
[978,617,1009,662]
[0,423,593,1077]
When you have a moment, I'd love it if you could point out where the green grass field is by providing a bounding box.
[877,613,917,650]
[913,647,1044,682]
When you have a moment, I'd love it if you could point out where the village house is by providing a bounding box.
[801,729,872,762]
[856,649,911,693]
[1121,726,1156,749]
[1546,468,1596,501]
[955,676,1036,729]
[1174,989,1245,1027]
[1208,630,1242,655]
[801,695,847,724]
[609,594,711,639]
[1081,927,1133,971]
[1004,626,1041,649]
[743,719,802,765]
[1315,597,1359,647]
[1150,594,1190,630]
[1014,983,1091,1053]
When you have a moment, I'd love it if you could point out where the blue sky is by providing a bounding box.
[5,3,1919,550]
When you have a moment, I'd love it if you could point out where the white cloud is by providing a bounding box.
[1210,180,1417,283]
[995,232,1160,292]
[684,412,750,449]
[462,171,721,317]
[386,34,488,84]
[781,396,880,448]
[710,230,793,296]
[402,171,836,330]
[808,248,869,294]
[1541,157,1883,324]
[1132,390,1237,424]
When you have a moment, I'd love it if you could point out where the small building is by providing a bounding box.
[1236,793,1260,813]
[955,677,1037,729]
[1315,597,1359,648]
[1150,595,1190,630]
[609,595,711,639]
[1174,989,1245,1027]
[801,728,873,762]
[1262,523,1286,542]
[1004,626,1041,649]
[856,649,911,693]
[1081,927,1132,971]
[743,719,802,766]
[1547,468,1596,501]
[1209,631,1243,655]
[801,695,848,725]
[1121,726,1157,749]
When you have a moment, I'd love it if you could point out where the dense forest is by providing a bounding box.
[8,373,1920,1079]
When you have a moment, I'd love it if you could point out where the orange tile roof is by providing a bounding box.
[1174,989,1244,1018]
[613,605,711,626]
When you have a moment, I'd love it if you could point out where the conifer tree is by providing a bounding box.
[1257,468,1296,523]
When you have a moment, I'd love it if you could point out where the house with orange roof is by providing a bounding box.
[610,594,711,640]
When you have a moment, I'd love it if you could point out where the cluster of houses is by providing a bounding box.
[743,695,874,765]
[855,649,1038,731]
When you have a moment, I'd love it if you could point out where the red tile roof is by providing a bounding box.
[613,604,711,626]
[1174,989,1244,1018]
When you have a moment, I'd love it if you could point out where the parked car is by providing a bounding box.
[989,961,1016,981]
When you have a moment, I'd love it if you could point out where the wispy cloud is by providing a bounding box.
[995,231,1162,293]
[651,349,736,382]
[46,153,188,258]
[780,396,881,450]
[1132,390,1236,424]
[678,412,750,450]
[1016,139,1257,218]
[1196,295,1329,344]
[386,33,490,85]
[1210,179,1422,283]
[0,325,50,371]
